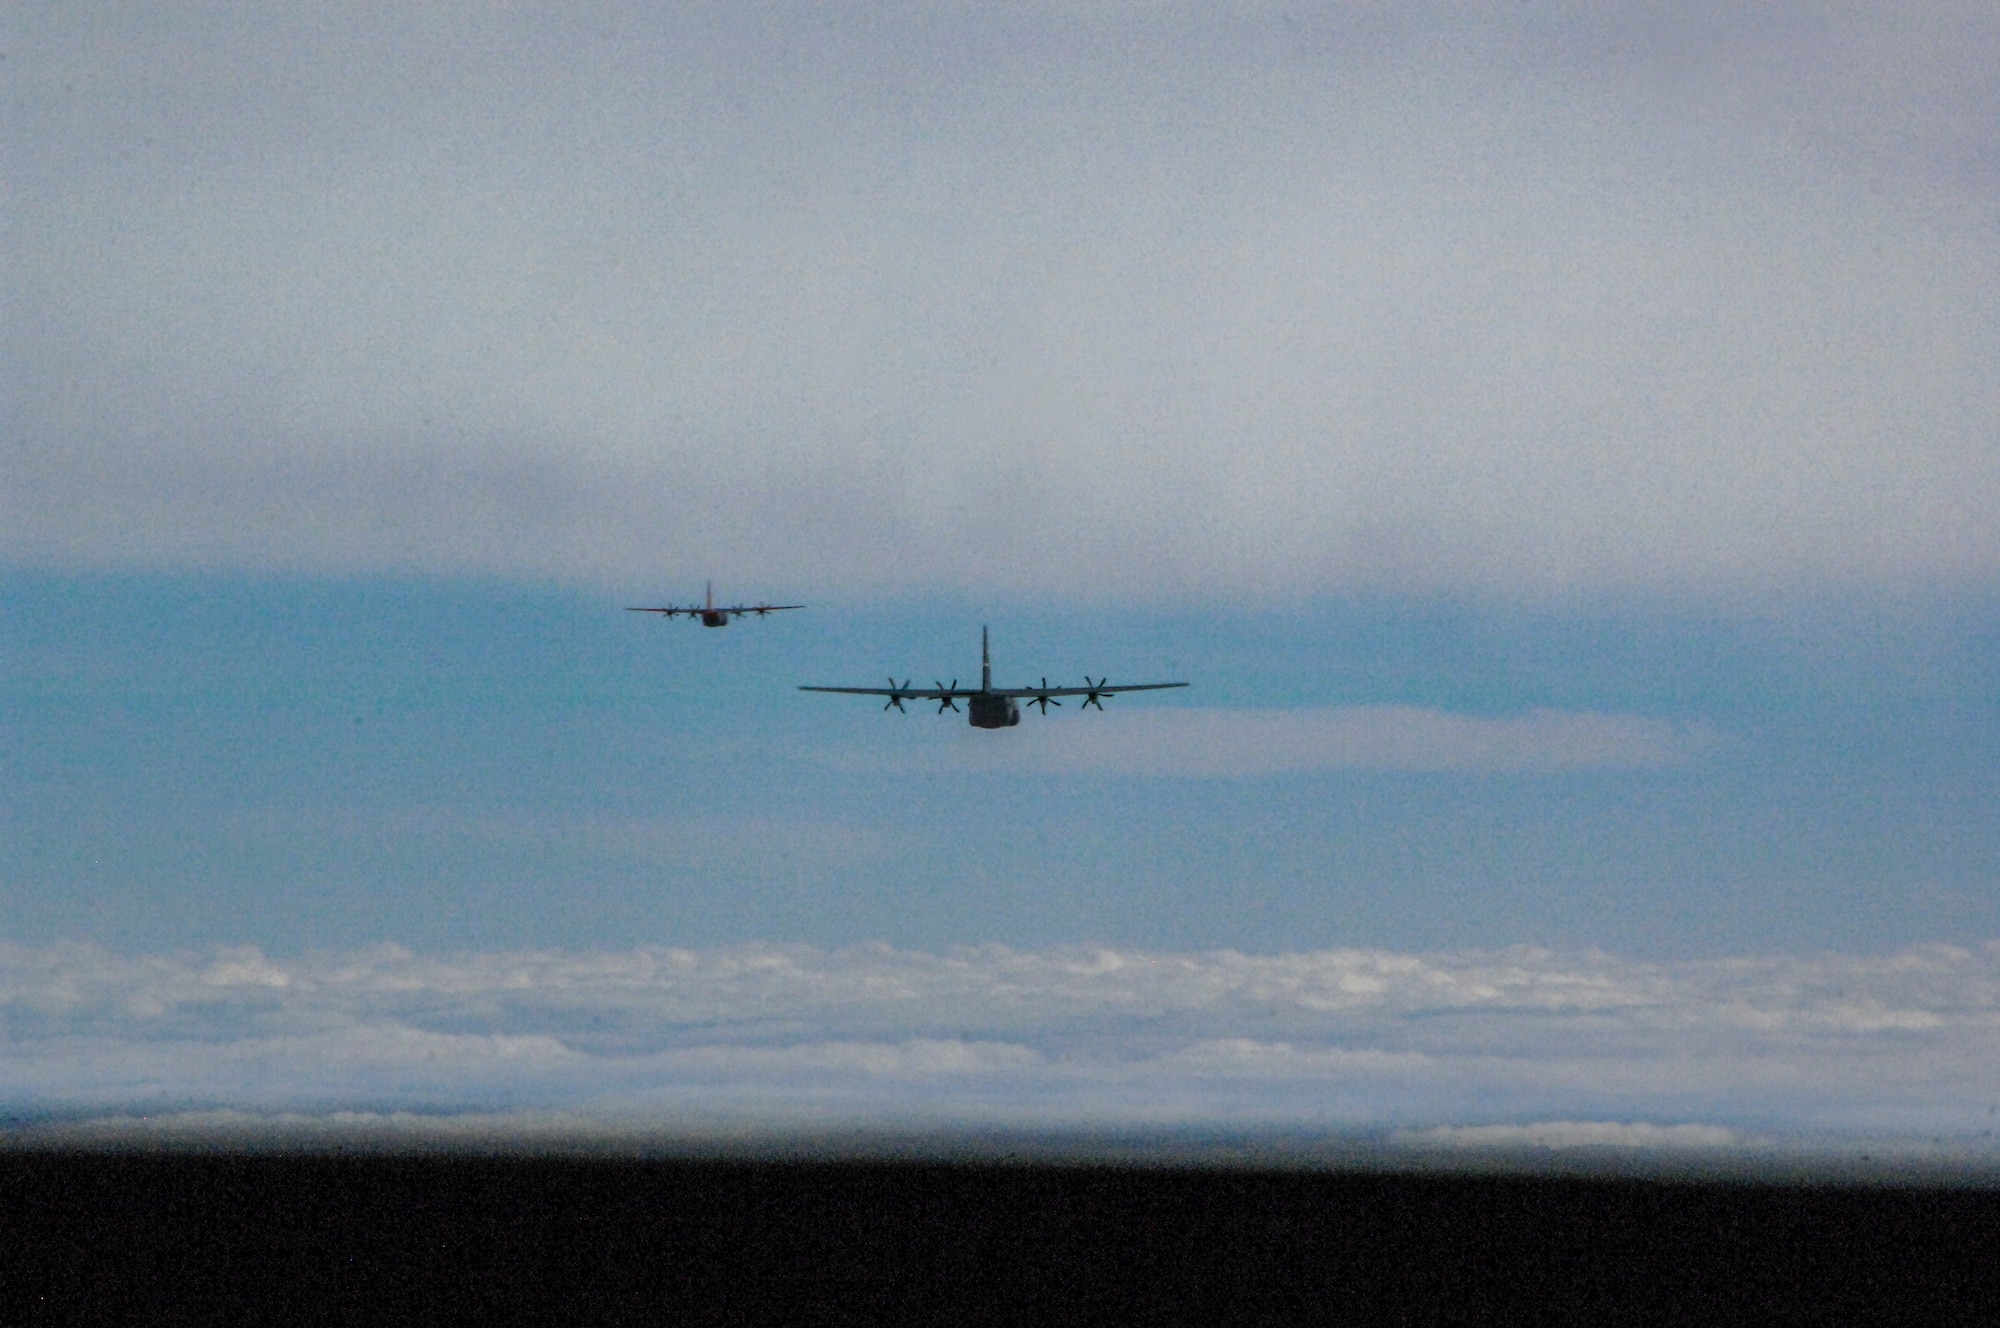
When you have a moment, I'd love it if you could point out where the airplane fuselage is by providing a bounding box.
[699,611,730,627]
[968,694,1021,728]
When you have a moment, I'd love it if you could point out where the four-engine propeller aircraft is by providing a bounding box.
[800,627,1188,729]
[626,581,804,628]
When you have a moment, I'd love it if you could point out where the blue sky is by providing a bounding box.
[4,3,1998,1149]
[7,573,1995,957]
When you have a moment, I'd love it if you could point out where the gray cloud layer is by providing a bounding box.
[835,706,1717,776]
[6,3,1998,596]
[6,939,1997,1150]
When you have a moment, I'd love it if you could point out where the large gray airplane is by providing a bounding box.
[800,626,1188,729]
[626,581,804,628]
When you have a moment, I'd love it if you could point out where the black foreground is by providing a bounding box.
[6,1152,1997,1323]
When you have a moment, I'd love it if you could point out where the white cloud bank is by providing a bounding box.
[843,706,1717,777]
[5,939,1998,1153]
[5,3,1998,597]
[1398,1122,1743,1151]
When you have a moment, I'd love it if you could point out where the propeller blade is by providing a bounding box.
[935,681,959,713]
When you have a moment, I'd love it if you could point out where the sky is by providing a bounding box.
[4,3,1999,1154]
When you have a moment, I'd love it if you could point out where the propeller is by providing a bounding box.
[883,678,911,713]
[935,681,959,714]
[1081,676,1108,710]
[1028,677,1063,714]
[753,605,771,616]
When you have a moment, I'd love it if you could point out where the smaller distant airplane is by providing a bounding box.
[625,581,804,628]
[800,626,1187,729]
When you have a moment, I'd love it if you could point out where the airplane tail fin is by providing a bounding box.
[982,626,991,692]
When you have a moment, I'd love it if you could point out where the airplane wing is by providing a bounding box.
[625,606,697,616]
[797,685,976,699]
[800,682,1187,699]
[992,682,1189,697]
[716,604,806,616]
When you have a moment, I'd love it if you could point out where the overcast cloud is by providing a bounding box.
[6,939,1997,1152]
[6,2,1998,597]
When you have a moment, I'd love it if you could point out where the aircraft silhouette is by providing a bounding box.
[800,626,1187,729]
[626,581,804,628]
